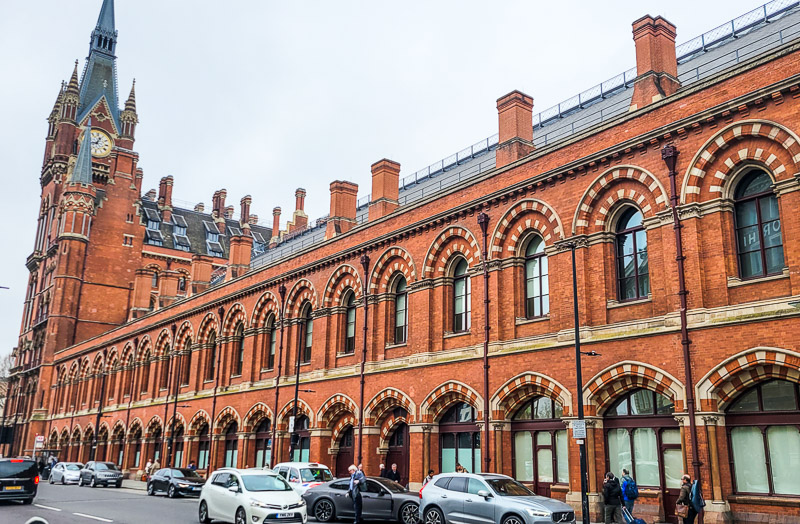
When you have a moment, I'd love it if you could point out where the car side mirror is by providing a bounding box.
[477,490,492,499]
[228,485,239,493]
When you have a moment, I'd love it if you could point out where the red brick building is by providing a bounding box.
[4,0,800,522]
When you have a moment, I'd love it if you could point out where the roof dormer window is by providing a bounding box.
[171,214,191,252]
[204,221,224,257]
[143,207,163,247]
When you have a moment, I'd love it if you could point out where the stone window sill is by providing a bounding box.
[336,352,355,359]
[607,296,652,309]
[727,268,789,288]
[516,315,550,326]
[230,374,242,379]
[260,368,274,373]
[444,331,471,339]
[385,342,408,350]
[728,494,800,507]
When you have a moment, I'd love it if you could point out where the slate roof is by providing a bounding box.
[139,198,272,261]
[251,2,800,271]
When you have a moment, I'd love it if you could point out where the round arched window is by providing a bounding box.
[734,170,784,279]
[615,208,649,301]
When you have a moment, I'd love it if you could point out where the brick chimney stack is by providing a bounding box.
[225,205,235,219]
[287,188,308,233]
[496,90,535,168]
[144,189,156,201]
[213,189,227,233]
[368,159,400,221]
[629,15,680,111]
[194,202,205,213]
[249,214,258,225]
[325,180,359,239]
[158,176,174,222]
[270,207,282,246]
[240,196,252,231]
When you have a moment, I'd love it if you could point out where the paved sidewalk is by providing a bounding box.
[122,479,146,490]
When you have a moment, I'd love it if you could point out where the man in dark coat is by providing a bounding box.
[386,463,401,483]
[602,472,623,524]
[348,464,365,524]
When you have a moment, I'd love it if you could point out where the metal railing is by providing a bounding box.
[531,0,799,133]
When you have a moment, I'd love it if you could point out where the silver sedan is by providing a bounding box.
[49,462,84,484]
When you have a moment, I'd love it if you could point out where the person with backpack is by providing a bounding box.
[620,468,638,515]
[602,472,624,524]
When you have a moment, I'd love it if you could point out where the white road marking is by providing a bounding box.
[72,513,113,522]
[34,503,62,511]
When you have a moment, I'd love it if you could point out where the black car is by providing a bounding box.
[147,468,205,498]
[0,458,39,504]
[78,461,123,488]
[303,476,419,524]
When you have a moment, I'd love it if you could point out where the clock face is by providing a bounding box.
[89,129,112,157]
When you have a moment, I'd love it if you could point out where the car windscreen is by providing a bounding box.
[377,479,407,493]
[172,469,201,478]
[486,478,534,496]
[65,464,81,471]
[300,468,332,483]
[95,463,118,471]
[242,475,293,492]
[0,461,37,478]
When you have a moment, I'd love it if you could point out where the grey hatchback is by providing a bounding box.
[419,473,575,524]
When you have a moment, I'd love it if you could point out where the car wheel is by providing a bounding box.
[49,475,54,484]
[400,502,420,524]
[502,516,525,524]
[198,500,211,524]
[78,476,84,487]
[116,481,122,488]
[90,476,97,488]
[424,507,444,524]
[62,476,66,485]
[147,483,155,496]
[314,498,335,522]
[168,485,176,498]
[235,507,247,524]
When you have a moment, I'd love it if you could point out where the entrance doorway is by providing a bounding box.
[335,427,354,477]
[385,422,409,486]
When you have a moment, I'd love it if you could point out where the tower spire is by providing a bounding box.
[120,79,138,139]
[79,0,120,127]
[71,119,94,185]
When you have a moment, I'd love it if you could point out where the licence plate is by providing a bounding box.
[4,486,22,491]
[277,512,294,518]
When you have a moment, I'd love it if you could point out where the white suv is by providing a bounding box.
[271,462,333,494]
[199,468,307,524]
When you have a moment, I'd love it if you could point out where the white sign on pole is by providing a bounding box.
[572,420,586,439]
[288,416,295,434]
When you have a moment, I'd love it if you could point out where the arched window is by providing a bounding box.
[177,277,187,295]
[206,330,217,381]
[440,402,481,473]
[335,426,355,477]
[151,272,159,289]
[726,379,800,495]
[524,236,549,318]
[197,423,210,470]
[734,170,784,279]
[394,277,408,344]
[291,416,311,462]
[605,388,680,512]
[140,352,151,395]
[107,361,117,402]
[615,208,649,301]
[123,356,133,397]
[452,259,471,333]
[173,426,185,467]
[181,337,192,386]
[265,315,277,370]
[300,304,313,364]
[224,423,239,467]
[148,295,157,312]
[233,323,245,377]
[159,344,171,391]
[254,419,272,468]
[512,397,566,497]
[343,291,356,354]
[130,427,143,468]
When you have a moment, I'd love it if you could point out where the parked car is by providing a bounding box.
[0,458,40,504]
[303,476,419,524]
[419,473,575,524]
[147,467,205,498]
[48,462,84,484]
[272,462,333,494]
[78,461,123,488]
[198,467,307,524]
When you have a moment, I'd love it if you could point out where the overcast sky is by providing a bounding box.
[0,0,764,359]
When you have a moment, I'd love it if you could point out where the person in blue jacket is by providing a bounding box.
[620,468,636,515]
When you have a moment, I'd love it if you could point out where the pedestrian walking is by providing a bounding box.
[144,459,153,476]
[602,472,624,524]
[188,460,197,471]
[620,468,638,515]
[676,474,700,524]
[379,463,386,477]
[386,463,401,482]
[152,457,161,472]
[423,470,435,486]
[347,464,365,524]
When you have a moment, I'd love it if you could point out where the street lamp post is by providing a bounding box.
[166,324,181,468]
[357,254,370,465]
[288,305,304,460]
[569,242,590,524]
[89,348,109,462]
[208,306,225,471]
[271,283,287,466]
[476,211,492,474]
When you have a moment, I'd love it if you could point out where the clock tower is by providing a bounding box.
[13,0,145,446]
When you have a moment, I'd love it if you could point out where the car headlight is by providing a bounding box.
[526,508,551,518]
[298,499,306,507]
[250,498,270,509]
[178,483,189,488]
